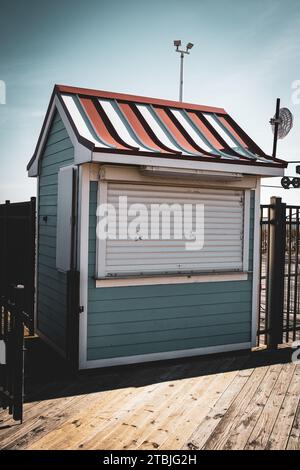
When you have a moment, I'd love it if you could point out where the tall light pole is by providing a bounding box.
[173,40,194,101]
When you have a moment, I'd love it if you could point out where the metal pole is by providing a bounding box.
[266,196,286,348]
[272,98,280,159]
[179,52,184,102]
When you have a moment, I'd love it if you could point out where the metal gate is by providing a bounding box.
[0,286,30,422]
[258,197,300,346]
[0,198,36,335]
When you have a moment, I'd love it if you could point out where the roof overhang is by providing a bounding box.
[27,85,287,178]
[91,151,285,177]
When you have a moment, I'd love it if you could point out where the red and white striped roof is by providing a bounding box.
[28,85,287,171]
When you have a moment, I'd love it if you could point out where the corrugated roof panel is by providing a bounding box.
[137,104,182,154]
[187,112,227,152]
[30,85,286,170]
[27,85,288,174]
[99,99,144,150]
[170,109,215,155]
[62,94,110,147]
[118,102,168,153]
[152,107,201,156]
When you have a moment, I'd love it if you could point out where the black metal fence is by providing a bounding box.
[258,198,300,346]
[0,286,30,422]
[0,198,36,335]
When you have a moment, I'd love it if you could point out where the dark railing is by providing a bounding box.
[0,286,30,422]
[0,198,36,336]
[258,198,300,346]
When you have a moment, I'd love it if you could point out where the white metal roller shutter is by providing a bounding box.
[102,183,244,276]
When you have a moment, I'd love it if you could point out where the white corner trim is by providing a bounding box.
[95,272,248,288]
[83,341,251,370]
[78,164,90,369]
[251,181,261,347]
[92,152,285,177]
[243,189,251,273]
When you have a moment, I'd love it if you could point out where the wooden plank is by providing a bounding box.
[1,368,134,449]
[110,357,231,450]
[27,386,138,450]
[182,361,256,450]
[266,364,300,450]
[75,360,211,450]
[155,356,249,449]
[245,362,296,450]
[217,363,284,450]
[287,399,300,450]
[27,361,190,450]
[201,364,269,449]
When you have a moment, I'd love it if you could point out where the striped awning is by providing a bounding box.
[55,85,281,165]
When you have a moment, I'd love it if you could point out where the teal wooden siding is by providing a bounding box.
[37,111,74,353]
[86,183,255,362]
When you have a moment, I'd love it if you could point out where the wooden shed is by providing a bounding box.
[27,85,286,370]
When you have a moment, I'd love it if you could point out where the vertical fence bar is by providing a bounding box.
[264,206,271,345]
[257,206,263,346]
[12,286,25,422]
[266,197,286,349]
[293,209,299,341]
[286,208,292,342]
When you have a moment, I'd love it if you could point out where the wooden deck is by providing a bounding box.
[0,339,299,450]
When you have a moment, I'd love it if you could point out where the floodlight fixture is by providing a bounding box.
[173,40,194,101]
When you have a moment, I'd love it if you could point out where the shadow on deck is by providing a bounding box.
[24,336,294,403]
[1,337,299,450]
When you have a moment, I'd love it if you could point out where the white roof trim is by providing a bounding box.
[27,92,285,179]
[91,152,285,177]
[28,95,92,177]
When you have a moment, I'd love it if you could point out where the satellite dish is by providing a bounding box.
[270,98,293,158]
[271,107,293,139]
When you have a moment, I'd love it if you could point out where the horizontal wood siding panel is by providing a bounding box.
[37,111,74,352]
[87,182,255,362]
[88,302,251,325]
[87,332,251,361]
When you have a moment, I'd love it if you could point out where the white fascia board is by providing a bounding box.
[28,96,92,177]
[91,152,285,178]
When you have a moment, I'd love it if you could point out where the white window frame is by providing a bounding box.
[95,168,252,287]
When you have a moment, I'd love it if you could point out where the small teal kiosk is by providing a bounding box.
[27,85,286,369]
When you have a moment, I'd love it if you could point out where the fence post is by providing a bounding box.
[1,200,10,299]
[28,197,36,336]
[12,285,25,422]
[267,197,286,348]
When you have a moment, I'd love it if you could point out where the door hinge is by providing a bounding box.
[79,306,84,314]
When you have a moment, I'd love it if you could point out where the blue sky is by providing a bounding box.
[1,0,300,203]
